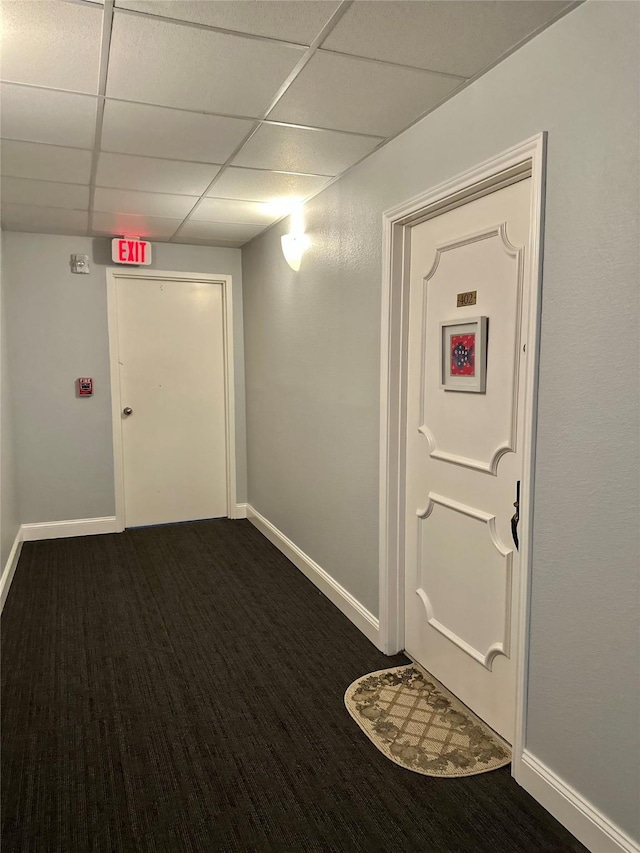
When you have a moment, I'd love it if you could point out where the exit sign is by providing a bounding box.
[112,237,152,265]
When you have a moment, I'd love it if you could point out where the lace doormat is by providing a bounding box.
[344,664,511,777]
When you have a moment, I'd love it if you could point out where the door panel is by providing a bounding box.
[116,277,227,527]
[416,494,513,669]
[418,224,524,473]
[405,179,532,742]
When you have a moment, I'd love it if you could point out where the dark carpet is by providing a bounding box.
[2,519,586,853]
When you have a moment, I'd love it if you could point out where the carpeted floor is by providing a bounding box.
[2,519,586,852]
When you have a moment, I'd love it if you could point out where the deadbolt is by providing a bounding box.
[123,407,133,416]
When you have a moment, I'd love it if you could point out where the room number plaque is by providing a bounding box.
[457,290,477,307]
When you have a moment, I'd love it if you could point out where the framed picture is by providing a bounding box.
[439,316,488,393]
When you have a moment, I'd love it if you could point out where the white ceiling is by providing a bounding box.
[0,0,574,247]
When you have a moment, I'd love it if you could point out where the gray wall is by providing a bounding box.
[242,0,639,841]
[1,235,19,569]
[2,233,247,523]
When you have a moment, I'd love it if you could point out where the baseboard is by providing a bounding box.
[246,505,380,648]
[516,750,639,853]
[21,516,120,542]
[234,503,248,519]
[0,528,24,612]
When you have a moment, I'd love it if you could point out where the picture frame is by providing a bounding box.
[439,316,488,393]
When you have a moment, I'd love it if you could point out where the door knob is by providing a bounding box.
[123,407,133,416]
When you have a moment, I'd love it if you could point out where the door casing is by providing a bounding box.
[107,268,238,528]
[378,134,546,774]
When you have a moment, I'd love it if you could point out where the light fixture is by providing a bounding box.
[281,232,311,271]
[280,204,310,271]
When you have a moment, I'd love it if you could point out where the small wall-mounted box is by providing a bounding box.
[77,377,93,397]
[71,254,90,274]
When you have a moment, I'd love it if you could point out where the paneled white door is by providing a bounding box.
[115,277,227,527]
[405,179,532,742]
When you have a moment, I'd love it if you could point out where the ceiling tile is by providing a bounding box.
[174,237,245,249]
[91,211,182,240]
[0,141,92,184]
[0,84,97,148]
[178,221,265,243]
[96,153,221,196]
[232,124,382,176]
[206,167,330,203]
[101,100,253,163]
[115,1,340,45]
[323,0,572,77]
[190,198,276,226]
[107,12,304,116]
[0,177,89,211]
[1,203,88,235]
[270,51,462,137]
[93,187,196,218]
[0,0,102,93]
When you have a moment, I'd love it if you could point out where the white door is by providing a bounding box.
[115,276,228,527]
[404,178,532,742]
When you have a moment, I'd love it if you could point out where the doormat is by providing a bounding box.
[344,664,511,777]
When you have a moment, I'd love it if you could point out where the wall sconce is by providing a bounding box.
[281,231,311,271]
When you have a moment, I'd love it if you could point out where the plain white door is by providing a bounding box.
[116,277,228,527]
[404,178,532,742]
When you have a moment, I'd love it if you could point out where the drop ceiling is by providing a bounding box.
[0,0,574,247]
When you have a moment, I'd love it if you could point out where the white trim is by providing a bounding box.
[246,504,380,647]
[234,503,248,519]
[107,271,126,531]
[516,751,640,853]
[0,528,24,612]
[222,276,238,518]
[379,134,546,756]
[106,268,237,530]
[21,516,119,541]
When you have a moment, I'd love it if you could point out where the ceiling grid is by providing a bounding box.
[170,0,354,242]
[0,0,578,246]
[87,0,115,235]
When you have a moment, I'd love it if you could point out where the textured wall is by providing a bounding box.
[242,0,639,840]
[0,237,19,569]
[2,233,247,523]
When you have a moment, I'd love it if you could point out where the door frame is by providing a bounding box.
[378,133,547,772]
[106,268,238,529]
